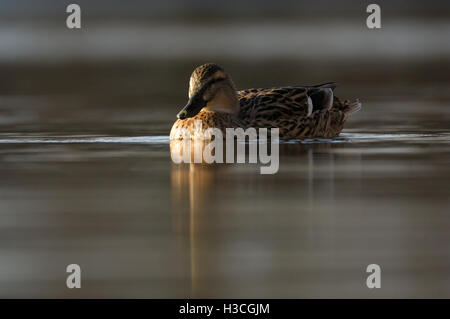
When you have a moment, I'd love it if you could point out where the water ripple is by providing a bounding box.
[0,133,448,144]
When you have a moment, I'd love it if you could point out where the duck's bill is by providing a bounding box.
[177,95,206,119]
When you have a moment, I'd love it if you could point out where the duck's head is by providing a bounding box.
[177,63,238,120]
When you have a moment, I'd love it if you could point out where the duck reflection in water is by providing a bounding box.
[170,129,279,174]
[170,139,362,297]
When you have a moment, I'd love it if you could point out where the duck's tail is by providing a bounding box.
[334,97,362,119]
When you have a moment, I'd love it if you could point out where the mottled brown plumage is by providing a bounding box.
[170,63,361,140]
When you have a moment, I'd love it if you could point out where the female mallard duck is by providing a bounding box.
[170,63,361,140]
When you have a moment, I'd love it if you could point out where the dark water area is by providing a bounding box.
[0,53,449,298]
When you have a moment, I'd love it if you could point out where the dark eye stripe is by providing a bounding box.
[196,77,227,97]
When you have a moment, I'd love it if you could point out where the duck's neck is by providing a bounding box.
[203,89,239,116]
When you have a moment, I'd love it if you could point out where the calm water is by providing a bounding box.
[0,58,449,298]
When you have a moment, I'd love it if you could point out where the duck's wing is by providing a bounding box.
[237,84,336,121]
[307,82,336,111]
[238,87,310,120]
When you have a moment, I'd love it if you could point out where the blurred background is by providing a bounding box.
[0,1,449,298]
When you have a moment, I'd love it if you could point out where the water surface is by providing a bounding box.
[0,106,449,297]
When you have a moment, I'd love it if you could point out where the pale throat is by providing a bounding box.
[204,90,239,114]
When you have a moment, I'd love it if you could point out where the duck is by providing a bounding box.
[170,63,361,140]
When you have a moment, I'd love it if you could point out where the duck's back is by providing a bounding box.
[236,84,360,139]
